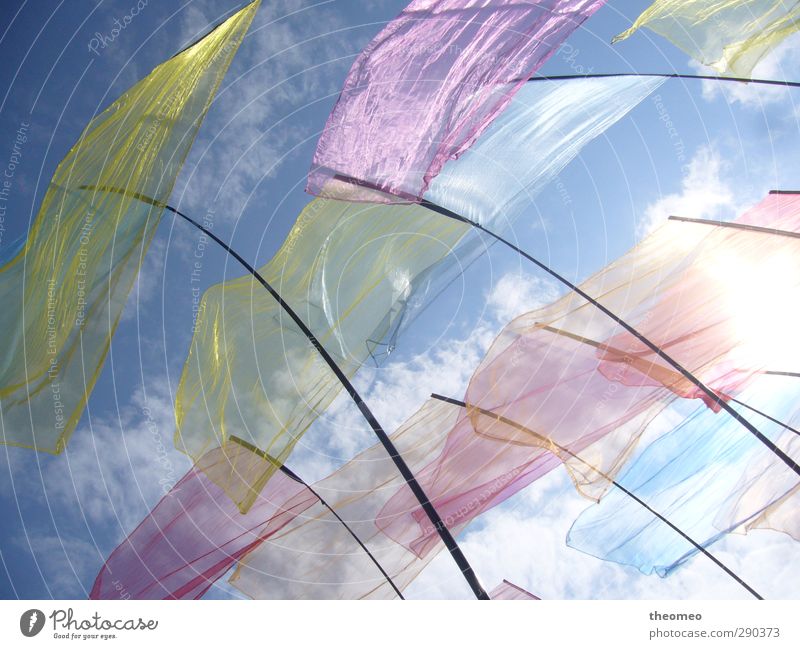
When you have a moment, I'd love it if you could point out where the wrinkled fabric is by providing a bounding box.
[567,376,799,576]
[308,0,607,201]
[90,441,317,599]
[489,579,540,599]
[426,75,665,226]
[177,74,664,511]
[0,1,259,453]
[613,0,800,77]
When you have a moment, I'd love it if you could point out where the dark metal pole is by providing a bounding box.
[430,394,763,600]
[168,206,489,599]
[668,214,800,239]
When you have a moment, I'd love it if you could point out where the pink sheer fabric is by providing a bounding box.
[377,333,671,558]
[307,0,606,202]
[596,192,800,407]
[230,399,459,599]
[489,579,540,600]
[90,442,317,600]
[377,192,800,558]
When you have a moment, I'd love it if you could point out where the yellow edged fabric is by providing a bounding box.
[174,197,469,512]
[613,0,800,77]
[0,1,260,453]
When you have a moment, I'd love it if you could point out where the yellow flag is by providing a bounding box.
[0,2,260,453]
[174,197,469,512]
[613,1,800,77]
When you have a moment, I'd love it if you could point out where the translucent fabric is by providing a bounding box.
[378,193,800,556]
[426,75,665,226]
[90,440,317,600]
[566,377,799,576]
[175,73,666,510]
[489,580,540,600]
[612,0,800,77]
[308,0,606,202]
[0,1,259,453]
[229,399,457,599]
[596,193,800,402]
[174,198,469,512]
[715,399,800,543]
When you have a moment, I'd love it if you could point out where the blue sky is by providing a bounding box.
[1,0,799,599]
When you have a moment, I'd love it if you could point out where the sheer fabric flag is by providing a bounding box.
[715,388,800,542]
[0,1,259,453]
[612,0,800,77]
[174,198,469,512]
[176,74,662,511]
[378,193,800,556]
[229,399,457,599]
[596,192,800,402]
[567,376,799,576]
[91,441,317,600]
[308,0,607,202]
[374,75,663,336]
[489,580,540,600]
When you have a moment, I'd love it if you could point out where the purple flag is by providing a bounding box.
[308,0,606,202]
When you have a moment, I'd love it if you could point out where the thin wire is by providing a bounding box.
[430,394,763,600]
[528,72,800,89]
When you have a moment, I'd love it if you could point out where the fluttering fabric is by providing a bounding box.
[0,1,259,453]
[377,193,800,557]
[175,74,663,512]
[308,0,607,202]
[489,580,540,600]
[91,440,317,599]
[425,75,665,226]
[612,0,800,77]
[567,376,800,576]
[393,74,664,334]
[367,74,664,337]
[229,399,458,599]
[174,198,470,512]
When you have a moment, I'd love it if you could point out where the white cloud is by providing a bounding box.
[487,273,560,324]
[637,145,736,236]
[171,0,360,221]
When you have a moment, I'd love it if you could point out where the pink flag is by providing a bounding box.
[90,442,317,600]
[308,0,606,202]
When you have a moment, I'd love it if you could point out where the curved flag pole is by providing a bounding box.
[228,436,404,599]
[79,185,489,600]
[414,196,800,480]
[528,72,800,89]
[430,394,763,600]
[164,203,489,599]
[325,172,800,476]
[765,371,800,378]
